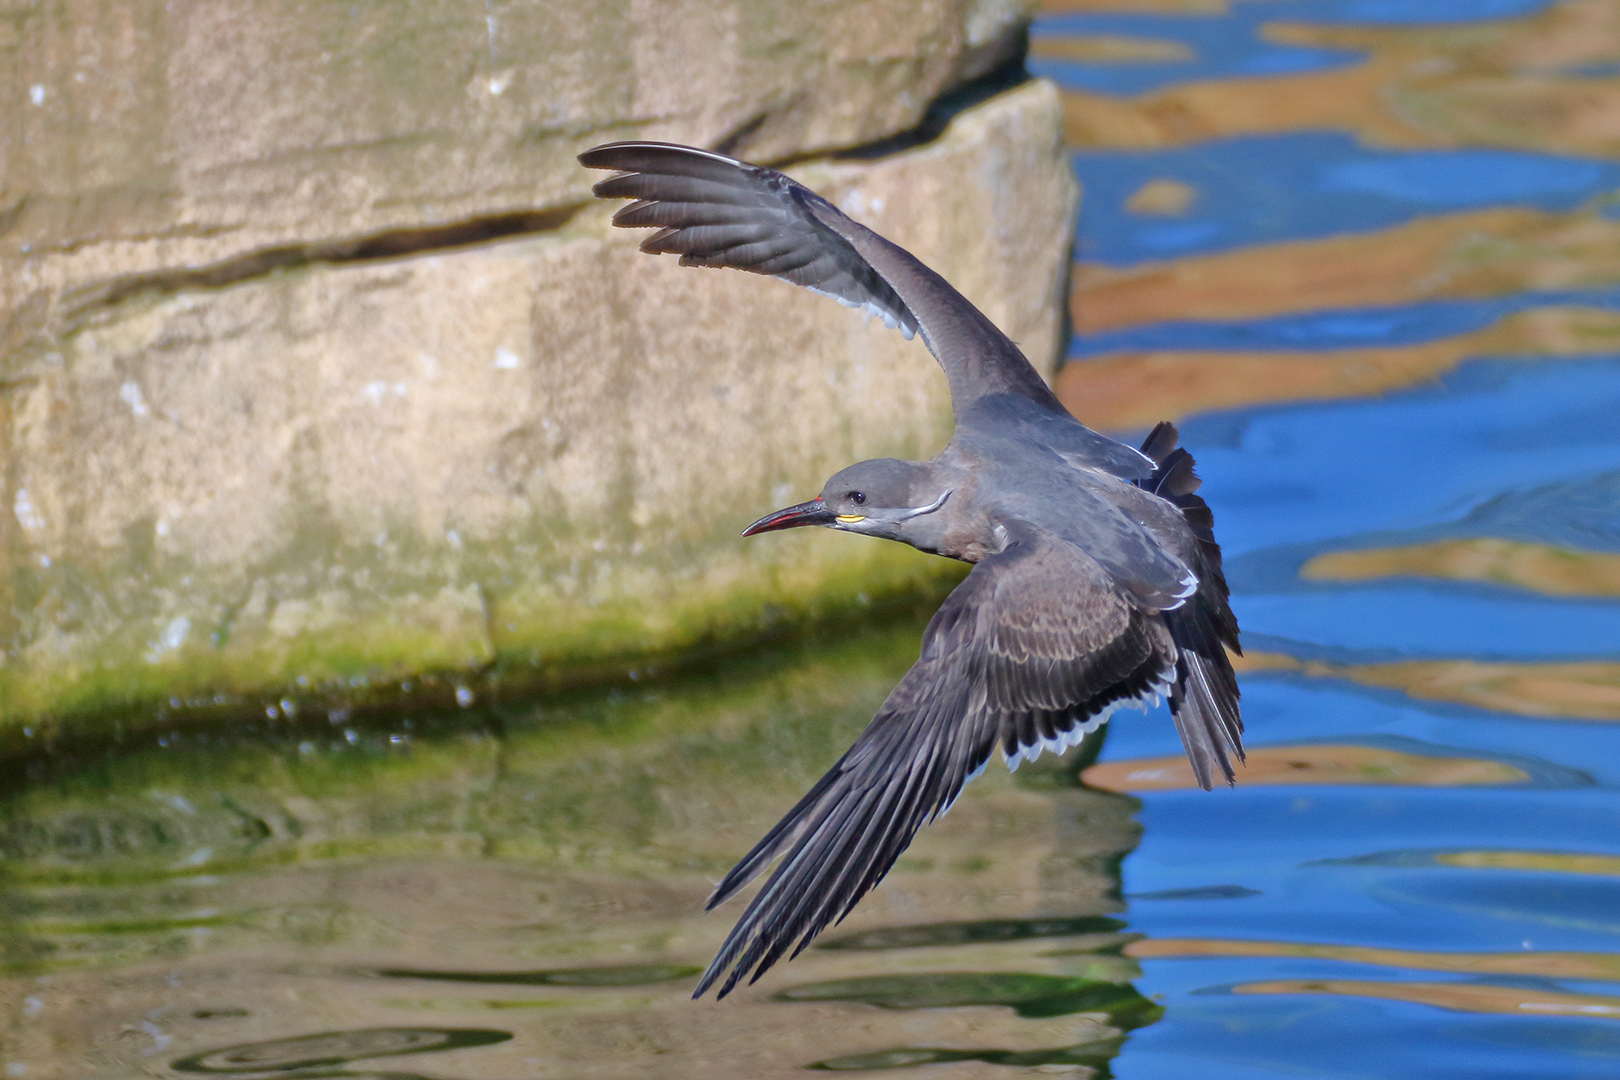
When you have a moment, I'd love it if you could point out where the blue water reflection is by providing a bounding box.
[1099,356,1620,1070]
[1124,998,1620,1080]
[1045,1,1620,1073]
[1239,584,1620,659]
[1098,356,1620,1065]
[1455,471,1620,552]
[1069,133,1618,265]
[1186,359,1620,556]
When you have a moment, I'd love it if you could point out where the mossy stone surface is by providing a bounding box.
[0,81,1078,736]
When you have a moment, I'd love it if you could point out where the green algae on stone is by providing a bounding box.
[0,618,927,889]
[0,502,964,744]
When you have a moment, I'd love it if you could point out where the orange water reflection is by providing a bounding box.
[1303,539,1620,598]
[1059,307,1620,428]
[1030,34,1195,63]
[1128,937,1620,981]
[1235,978,1620,1019]
[1042,0,1228,12]
[1235,651,1620,723]
[1054,1,1620,153]
[1069,207,1620,336]
[1438,849,1620,876]
[1082,744,1527,792]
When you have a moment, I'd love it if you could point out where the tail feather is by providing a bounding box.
[1157,450,1201,499]
[1138,423,1244,789]
[1139,420,1181,465]
[1166,610,1243,788]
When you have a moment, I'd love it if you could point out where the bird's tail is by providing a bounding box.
[1138,422,1244,788]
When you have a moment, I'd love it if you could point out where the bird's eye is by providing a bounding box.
[850,491,866,505]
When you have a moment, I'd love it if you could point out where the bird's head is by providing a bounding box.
[742,459,951,545]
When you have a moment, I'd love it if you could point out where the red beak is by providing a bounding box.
[741,497,838,536]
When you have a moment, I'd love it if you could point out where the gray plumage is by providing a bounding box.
[580,141,1243,1000]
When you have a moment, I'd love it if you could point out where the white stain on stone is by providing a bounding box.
[151,791,197,814]
[28,84,44,105]
[161,616,191,651]
[119,380,150,417]
[144,616,191,662]
[494,346,521,369]
[363,380,408,405]
[12,489,43,531]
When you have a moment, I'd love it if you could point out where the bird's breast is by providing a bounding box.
[939,510,1006,564]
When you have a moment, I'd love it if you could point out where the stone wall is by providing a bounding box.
[0,1,1078,732]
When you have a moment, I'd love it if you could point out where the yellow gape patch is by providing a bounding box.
[836,515,866,523]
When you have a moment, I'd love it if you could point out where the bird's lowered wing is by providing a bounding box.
[579,141,1065,419]
[693,525,1176,998]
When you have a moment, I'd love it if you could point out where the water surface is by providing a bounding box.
[1048,0,1620,1075]
[6,1,1620,1077]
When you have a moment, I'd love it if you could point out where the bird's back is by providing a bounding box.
[947,408,1199,611]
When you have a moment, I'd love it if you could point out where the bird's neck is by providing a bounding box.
[897,459,999,564]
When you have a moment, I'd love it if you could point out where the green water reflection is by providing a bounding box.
[169,1028,514,1074]
[0,617,1146,1078]
[375,964,703,987]
[781,971,1161,1021]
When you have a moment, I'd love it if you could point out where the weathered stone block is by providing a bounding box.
[3,0,1034,358]
[0,80,1078,729]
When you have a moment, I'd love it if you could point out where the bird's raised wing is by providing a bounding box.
[579,141,1065,419]
[693,524,1176,998]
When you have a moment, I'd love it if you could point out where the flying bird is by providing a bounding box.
[579,141,1243,999]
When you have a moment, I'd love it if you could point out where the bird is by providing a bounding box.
[579,141,1243,999]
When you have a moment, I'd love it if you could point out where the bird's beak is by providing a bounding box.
[741,497,838,536]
